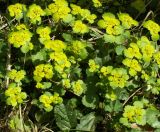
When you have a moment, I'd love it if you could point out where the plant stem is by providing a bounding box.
[5,42,11,88]
[123,87,142,106]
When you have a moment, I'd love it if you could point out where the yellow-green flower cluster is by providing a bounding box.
[39,92,63,111]
[44,39,70,77]
[154,52,160,67]
[36,26,51,43]
[50,52,71,73]
[5,85,27,106]
[124,43,142,59]
[8,29,33,48]
[70,40,86,54]
[141,70,150,81]
[92,0,102,7]
[143,20,160,41]
[98,12,124,35]
[137,36,155,62]
[88,59,100,72]
[105,91,117,101]
[72,20,89,34]
[71,4,97,24]
[71,80,85,96]
[120,101,146,126]
[123,58,142,76]
[118,13,138,29]
[27,4,45,24]
[46,0,70,22]
[8,69,26,82]
[36,82,44,89]
[44,40,66,52]
[108,68,129,88]
[69,40,88,59]
[16,24,27,30]
[8,3,27,20]
[33,64,53,82]
[62,79,71,89]
[100,66,113,77]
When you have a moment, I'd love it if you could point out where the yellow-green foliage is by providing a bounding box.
[1,1,160,131]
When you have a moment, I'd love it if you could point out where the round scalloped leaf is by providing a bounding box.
[82,94,99,109]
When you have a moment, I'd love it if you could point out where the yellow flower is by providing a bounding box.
[27,4,45,24]
[137,36,155,62]
[124,43,142,59]
[141,71,149,81]
[47,0,70,22]
[39,94,52,108]
[62,79,71,88]
[88,59,100,72]
[34,64,53,82]
[16,24,27,30]
[92,0,102,7]
[36,82,44,89]
[108,68,129,88]
[123,58,141,76]
[118,13,138,29]
[44,40,66,52]
[143,20,160,40]
[106,91,117,101]
[72,20,89,34]
[72,80,85,96]
[50,52,71,68]
[71,4,82,15]
[154,52,160,67]
[79,9,91,19]
[39,92,62,111]
[5,86,27,106]
[98,12,121,35]
[8,30,32,48]
[100,66,113,76]
[8,69,26,82]
[8,3,27,20]
[51,93,63,104]
[86,14,97,24]
[71,40,86,54]
[36,26,51,43]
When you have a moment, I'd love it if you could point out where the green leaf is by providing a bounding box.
[79,49,88,59]
[62,33,73,42]
[62,14,75,23]
[42,82,52,89]
[115,35,126,44]
[115,45,125,55]
[82,94,99,109]
[54,104,77,131]
[146,108,160,128]
[114,100,123,112]
[104,34,116,43]
[105,101,122,113]
[21,44,30,53]
[76,112,96,131]
[31,49,47,62]
[119,117,130,127]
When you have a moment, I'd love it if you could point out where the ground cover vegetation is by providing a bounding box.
[1,0,160,131]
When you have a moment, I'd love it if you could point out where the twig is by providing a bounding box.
[19,105,25,132]
[89,27,104,35]
[0,17,15,30]
[138,10,154,29]
[88,36,103,41]
[5,42,11,88]
[123,87,142,107]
